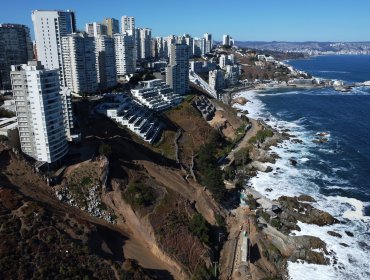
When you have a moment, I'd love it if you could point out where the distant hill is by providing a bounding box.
[224,41,370,54]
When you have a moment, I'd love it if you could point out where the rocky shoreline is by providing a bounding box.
[220,109,341,279]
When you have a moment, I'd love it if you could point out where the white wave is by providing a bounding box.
[330,196,370,221]
[233,88,370,279]
[318,70,350,74]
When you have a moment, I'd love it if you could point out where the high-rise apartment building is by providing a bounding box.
[204,33,212,53]
[114,33,135,79]
[193,37,206,56]
[222,34,230,46]
[136,28,152,60]
[103,18,119,37]
[95,35,116,89]
[85,22,107,37]
[166,44,189,95]
[61,33,98,94]
[10,61,68,164]
[121,16,135,35]
[31,10,76,85]
[0,24,33,90]
[184,34,194,57]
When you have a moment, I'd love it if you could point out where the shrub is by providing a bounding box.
[99,143,112,157]
[188,213,210,244]
[248,129,274,144]
[215,214,226,227]
[124,182,155,207]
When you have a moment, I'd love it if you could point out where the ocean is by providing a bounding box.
[233,55,370,280]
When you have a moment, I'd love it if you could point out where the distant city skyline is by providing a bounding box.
[1,0,370,42]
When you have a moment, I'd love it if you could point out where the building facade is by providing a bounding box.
[209,69,225,91]
[103,18,119,37]
[222,34,230,46]
[61,33,98,94]
[114,33,135,79]
[85,22,107,37]
[0,24,33,90]
[10,61,68,163]
[166,44,189,95]
[137,28,152,60]
[204,33,212,53]
[95,35,116,89]
[32,10,76,85]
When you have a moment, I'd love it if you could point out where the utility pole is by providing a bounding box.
[213,261,218,277]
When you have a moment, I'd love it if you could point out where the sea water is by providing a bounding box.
[233,55,370,280]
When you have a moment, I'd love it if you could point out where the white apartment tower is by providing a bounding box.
[61,33,98,94]
[10,61,68,163]
[209,69,225,91]
[222,34,230,46]
[204,33,212,53]
[121,16,135,35]
[136,28,152,60]
[85,22,107,37]
[95,35,117,89]
[31,10,75,85]
[114,33,135,79]
[166,44,189,95]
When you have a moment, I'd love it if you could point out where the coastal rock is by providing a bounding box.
[327,231,342,238]
[233,97,248,105]
[278,196,337,228]
[289,158,298,166]
[249,161,272,172]
[297,195,316,202]
[291,138,303,144]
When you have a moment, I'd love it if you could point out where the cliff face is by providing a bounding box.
[0,145,159,280]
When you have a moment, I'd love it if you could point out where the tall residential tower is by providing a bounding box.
[0,24,33,90]
[166,44,189,95]
[10,61,68,164]
[31,10,76,85]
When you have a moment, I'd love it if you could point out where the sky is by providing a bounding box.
[1,0,370,42]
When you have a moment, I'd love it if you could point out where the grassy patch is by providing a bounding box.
[248,129,274,144]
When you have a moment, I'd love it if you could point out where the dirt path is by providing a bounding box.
[142,160,222,225]
[222,119,261,168]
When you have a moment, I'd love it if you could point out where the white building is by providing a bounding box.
[61,33,98,94]
[137,28,152,60]
[96,94,163,144]
[95,35,117,89]
[222,34,230,46]
[219,54,228,69]
[85,22,107,37]
[114,33,135,79]
[131,79,182,111]
[121,16,135,35]
[204,33,212,53]
[10,61,69,164]
[209,69,225,91]
[32,10,75,85]
[60,87,74,141]
[225,65,240,86]
[166,44,189,95]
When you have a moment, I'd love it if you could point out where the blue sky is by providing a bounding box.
[1,0,370,42]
